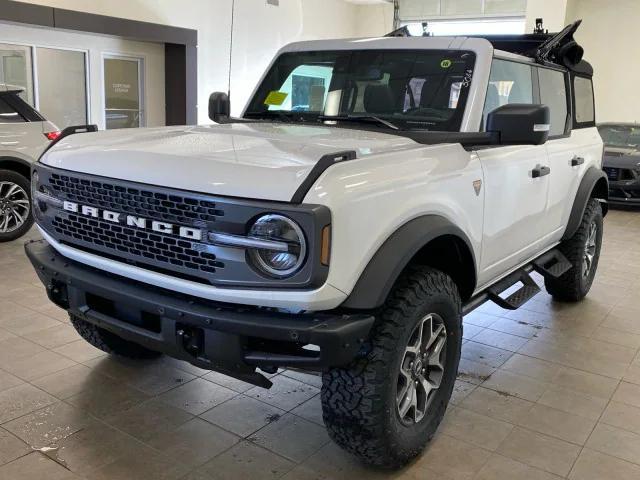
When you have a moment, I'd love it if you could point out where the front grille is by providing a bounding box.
[35,163,328,289]
[51,213,223,276]
[47,172,225,225]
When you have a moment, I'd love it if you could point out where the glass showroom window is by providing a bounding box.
[36,47,88,129]
[103,56,144,129]
[0,43,34,105]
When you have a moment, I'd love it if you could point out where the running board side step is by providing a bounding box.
[462,248,571,315]
[532,249,572,278]
[486,270,540,310]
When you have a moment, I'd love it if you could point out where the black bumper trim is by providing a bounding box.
[25,240,374,388]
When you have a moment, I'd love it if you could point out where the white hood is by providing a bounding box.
[41,123,421,201]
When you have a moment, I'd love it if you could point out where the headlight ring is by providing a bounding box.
[247,214,307,278]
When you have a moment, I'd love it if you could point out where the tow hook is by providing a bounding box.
[177,326,204,357]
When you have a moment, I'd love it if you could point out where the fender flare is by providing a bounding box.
[0,156,32,178]
[562,166,609,241]
[340,215,477,310]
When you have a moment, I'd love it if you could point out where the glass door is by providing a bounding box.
[36,47,88,129]
[0,43,34,105]
[103,55,144,129]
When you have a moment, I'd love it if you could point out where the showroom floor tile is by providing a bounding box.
[2,210,640,479]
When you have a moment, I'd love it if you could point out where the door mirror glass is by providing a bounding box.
[487,103,550,145]
[209,92,230,123]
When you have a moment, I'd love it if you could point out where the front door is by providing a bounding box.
[477,145,551,285]
[476,58,552,286]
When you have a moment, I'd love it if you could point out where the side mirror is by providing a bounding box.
[208,92,230,123]
[487,104,550,145]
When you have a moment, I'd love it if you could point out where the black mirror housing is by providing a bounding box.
[487,104,550,145]
[208,92,230,123]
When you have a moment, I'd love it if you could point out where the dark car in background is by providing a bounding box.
[598,123,640,205]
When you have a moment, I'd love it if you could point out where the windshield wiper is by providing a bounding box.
[319,115,400,131]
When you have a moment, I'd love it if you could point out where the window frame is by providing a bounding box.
[571,73,596,129]
[101,52,146,130]
[482,55,574,139]
[481,56,536,131]
[534,64,572,139]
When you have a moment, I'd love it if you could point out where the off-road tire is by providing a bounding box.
[0,169,33,242]
[70,314,162,359]
[321,266,462,468]
[545,198,603,301]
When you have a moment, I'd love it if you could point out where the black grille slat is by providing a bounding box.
[48,175,225,224]
[52,214,224,277]
[46,172,227,284]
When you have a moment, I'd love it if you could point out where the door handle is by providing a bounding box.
[571,156,585,167]
[532,166,551,178]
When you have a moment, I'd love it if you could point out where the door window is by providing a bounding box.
[104,56,144,129]
[538,67,568,136]
[36,48,88,129]
[0,43,34,106]
[573,76,595,126]
[482,58,533,129]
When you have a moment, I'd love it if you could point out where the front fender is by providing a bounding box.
[340,215,476,309]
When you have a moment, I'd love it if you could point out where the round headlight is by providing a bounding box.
[247,214,306,278]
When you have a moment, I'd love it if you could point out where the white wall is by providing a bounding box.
[229,0,379,116]
[0,21,165,129]
[564,0,640,123]
[354,3,394,38]
[14,0,391,122]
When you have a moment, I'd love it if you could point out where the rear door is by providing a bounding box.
[538,66,593,241]
[476,58,551,285]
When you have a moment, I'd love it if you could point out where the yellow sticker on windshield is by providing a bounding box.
[440,59,452,69]
[264,91,288,106]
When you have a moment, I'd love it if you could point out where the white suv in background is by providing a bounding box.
[0,84,59,241]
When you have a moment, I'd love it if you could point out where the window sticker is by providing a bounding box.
[264,91,288,106]
[440,59,452,69]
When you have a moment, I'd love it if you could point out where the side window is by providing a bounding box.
[573,76,595,127]
[483,59,533,129]
[538,68,569,136]
[0,96,25,124]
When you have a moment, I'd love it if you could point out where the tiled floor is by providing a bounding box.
[2,210,640,479]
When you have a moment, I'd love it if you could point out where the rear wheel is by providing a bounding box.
[545,199,603,301]
[0,170,33,242]
[321,266,462,468]
[70,314,162,359]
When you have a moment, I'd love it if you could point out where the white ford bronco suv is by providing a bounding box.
[26,22,607,467]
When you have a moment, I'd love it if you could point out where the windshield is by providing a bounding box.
[598,125,640,149]
[244,49,476,132]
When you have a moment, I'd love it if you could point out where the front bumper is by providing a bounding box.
[608,180,640,205]
[25,240,374,388]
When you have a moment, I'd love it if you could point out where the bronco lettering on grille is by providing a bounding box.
[62,201,203,241]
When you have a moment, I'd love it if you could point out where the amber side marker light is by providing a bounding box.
[321,225,331,266]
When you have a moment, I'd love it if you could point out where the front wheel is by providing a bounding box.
[321,266,462,468]
[0,169,33,242]
[545,198,603,301]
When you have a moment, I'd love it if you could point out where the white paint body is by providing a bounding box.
[38,37,604,310]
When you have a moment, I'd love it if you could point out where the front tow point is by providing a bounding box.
[177,326,204,358]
